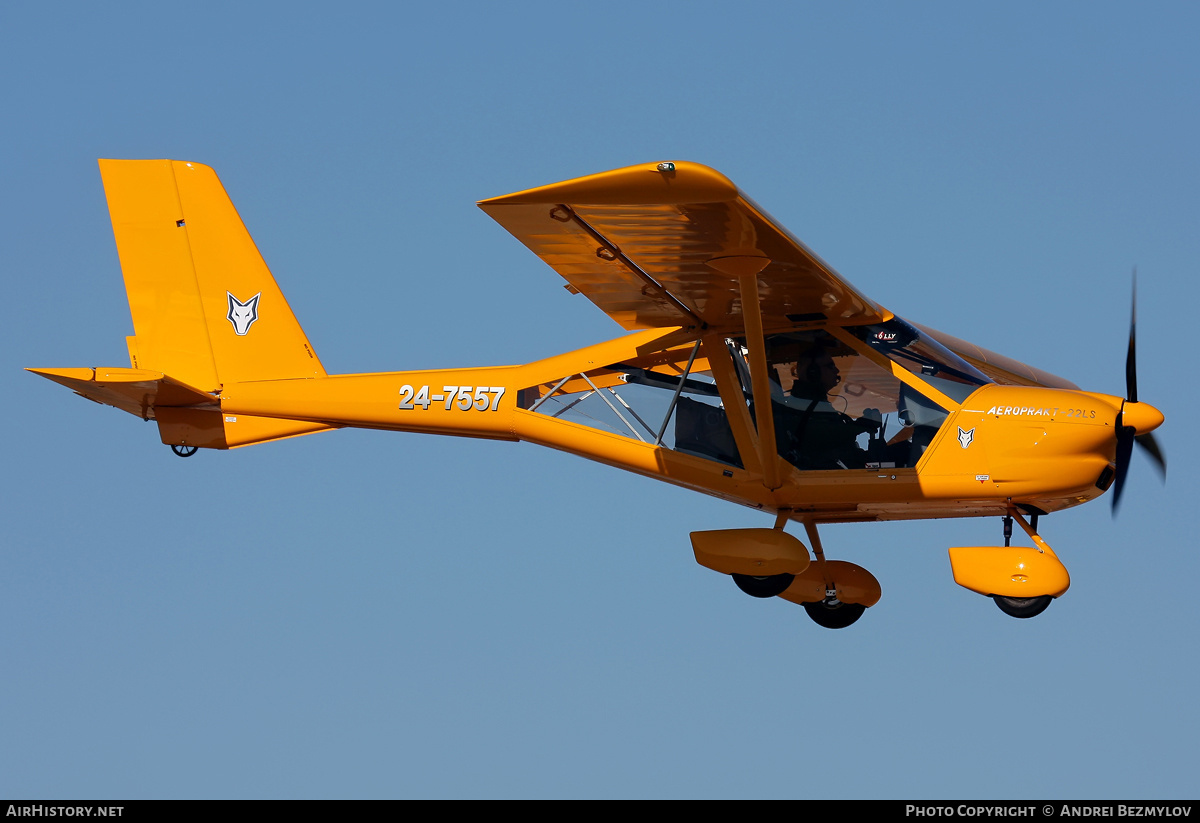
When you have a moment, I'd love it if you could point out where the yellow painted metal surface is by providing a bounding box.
[155,407,227,449]
[738,272,782,490]
[33,329,1155,517]
[777,560,882,607]
[1118,400,1165,434]
[26,367,214,419]
[100,160,325,390]
[479,161,888,332]
[222,368,522,441]
[917,384,1125,507]
[690,529,810,576]
[949,545,1071,598]
[156,408,338,449]
[100,160,219,391]
[169,161,325,384]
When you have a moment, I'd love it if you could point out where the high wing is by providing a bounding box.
[482,161,1077,390]
[479,161,889,333]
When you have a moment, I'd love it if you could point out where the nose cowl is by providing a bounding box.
[1121,401,1164,434]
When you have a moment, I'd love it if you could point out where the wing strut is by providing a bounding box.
[653,339,702,446]
[553,204,706,329]
[730,262,782,491]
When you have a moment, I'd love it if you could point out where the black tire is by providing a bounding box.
[992,595,1053,619]
[732,573,795,598]
[802,600,866,629]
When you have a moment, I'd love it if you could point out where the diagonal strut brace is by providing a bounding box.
[729,262,782,491]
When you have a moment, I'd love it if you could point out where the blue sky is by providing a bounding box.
[3,1,1197,799]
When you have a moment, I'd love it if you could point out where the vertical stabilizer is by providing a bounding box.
[99,159,325,390]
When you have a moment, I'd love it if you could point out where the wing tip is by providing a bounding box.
[478,160,738,207]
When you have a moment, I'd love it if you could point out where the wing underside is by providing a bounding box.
[479,162,889,333]
[483,161,1075,390]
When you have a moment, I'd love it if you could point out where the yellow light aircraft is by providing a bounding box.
[29,160,1166,629]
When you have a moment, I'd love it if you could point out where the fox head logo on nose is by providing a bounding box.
[957,426,975,449]
[227,292,261,335]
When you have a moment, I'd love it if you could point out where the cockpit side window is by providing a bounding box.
[730,330,951,470]
[517,343,744,469]
[517,326,963,474]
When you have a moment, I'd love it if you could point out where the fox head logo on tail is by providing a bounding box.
[957,426,975,449]
[226,292,261,336]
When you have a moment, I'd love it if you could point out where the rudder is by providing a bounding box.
[100,159,326,389]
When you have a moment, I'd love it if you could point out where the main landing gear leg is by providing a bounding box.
[798,520,866,630]
[991,507,1054,619]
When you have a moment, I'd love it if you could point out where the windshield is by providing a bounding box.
[846,317,991,403]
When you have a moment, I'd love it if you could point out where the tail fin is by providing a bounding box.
[29,160,334,451]
[99,159,325,388]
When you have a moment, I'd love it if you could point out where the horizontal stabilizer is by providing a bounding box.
[27,367,216,419]
[28,367,337,449]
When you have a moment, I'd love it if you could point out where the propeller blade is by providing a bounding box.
[1111,270,1165,515]
[1125,268,1138,403]
[1135,432,1167,480]
[1111,424,1135,514]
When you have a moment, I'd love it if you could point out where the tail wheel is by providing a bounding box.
[802,599,866,629]
[732,573,795,598]
[170,444,198,458]
[992,595,1053,619]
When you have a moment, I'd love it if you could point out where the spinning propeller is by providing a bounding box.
[1111,270,1166,513]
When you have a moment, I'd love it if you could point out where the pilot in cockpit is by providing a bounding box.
[766,339,880,470]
